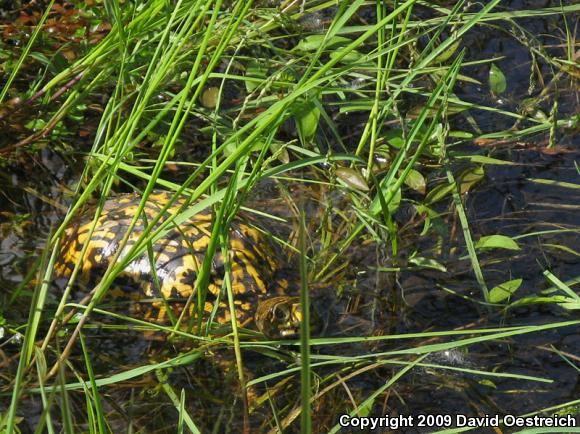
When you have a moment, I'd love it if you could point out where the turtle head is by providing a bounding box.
[255,296,320,339]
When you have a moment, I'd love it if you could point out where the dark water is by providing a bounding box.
[0,1,579,433]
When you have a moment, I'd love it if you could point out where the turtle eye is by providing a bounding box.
[273,303,290,322]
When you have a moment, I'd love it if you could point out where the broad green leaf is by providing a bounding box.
[386,184,401,214]
[293,35,352,52]
[403,169,426,194]
[385,129,405,148]
[478,379,497,389]
[489,278,523,303]
[455,155,515,165]
[294,98,320,144]
[458,166,485,193]
[330,49,364,63]
[426,183,454,204]
[433,39,461,64]
[245,59,268,93]
[489,63,506,94]
[373,179,402,215]
[223,141,237,157]
[530,109,548,121]
[408,257,447,272]
[269,141,289,164]
[28,51,52,67]
[336,167,369,191]
[407,101,469,118]
[355,395,375,418]
[449,130,474,139]
[476,235,521,251]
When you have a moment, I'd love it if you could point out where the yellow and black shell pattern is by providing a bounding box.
[55,190,289,328]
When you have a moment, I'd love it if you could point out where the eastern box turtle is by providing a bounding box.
[55,190,304,338]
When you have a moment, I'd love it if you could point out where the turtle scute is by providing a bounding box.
[54,190,295,335]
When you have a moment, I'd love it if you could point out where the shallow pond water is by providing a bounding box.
[0,1,578,433]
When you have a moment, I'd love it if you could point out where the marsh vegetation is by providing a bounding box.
[0,0,579,432]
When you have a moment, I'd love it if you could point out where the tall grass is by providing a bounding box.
[1,0,579,432]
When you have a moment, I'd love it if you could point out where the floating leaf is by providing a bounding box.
[449,130,474,139]
[223,141,237,157]
[427,142,443,158]
[384,129,405,148]
[330,49,364,63]
[384,184,401,214]
[29,51,52,67]
[356,395,375,418]
[456,155,515,165]
[408,256,447,272]
[489,278,523,303]
[478,379,497,389]
[245,60,268,93]
[294,35,352,52]
[240,138,289,163]
[425,183,454,204]
[369,175,402,215]
[269,141,289,164]
[294,98,320,144]
[489,63,506,95]
[530,109,548,122]
[336,167,369,191]
[433,39,461,64]
[407,101,468,119]
[403,169,426,195]
[430,69,481,85]
[476,235,521,251]
[458,166,485,193]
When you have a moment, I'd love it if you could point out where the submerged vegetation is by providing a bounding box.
[0,0,579,432]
